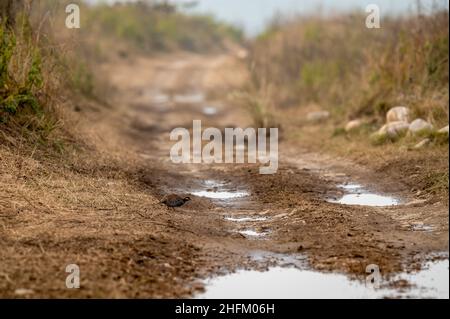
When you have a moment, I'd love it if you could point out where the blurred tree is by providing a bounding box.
[151,0,177,14]
[180,1,199,10]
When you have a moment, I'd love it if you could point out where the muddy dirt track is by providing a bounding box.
[1,53,448,298]
[103,53,448,292]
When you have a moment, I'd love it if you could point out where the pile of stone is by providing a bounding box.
[369,106,448,147]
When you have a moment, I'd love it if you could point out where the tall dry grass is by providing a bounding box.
[248,6,449,127]
[34,0,243,58]
[1,1,98,153]
[2,0,243,151]
[0,9,63,149]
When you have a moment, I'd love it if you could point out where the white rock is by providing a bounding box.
[438,125,449,135]
[386,106,410,123]
[306,111,330,122]
[345,119,364,132]
[409,118,434,135]
[378,121,409,140]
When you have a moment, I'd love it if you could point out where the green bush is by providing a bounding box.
[81,2,243,53]
[1,22,43,121]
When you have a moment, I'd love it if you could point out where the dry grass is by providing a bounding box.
[248,7,449,127]
[245,6,449,198]
[0,144,156,221]
[1,6,79,154]
[0,117,192,297]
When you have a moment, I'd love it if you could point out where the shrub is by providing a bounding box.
[0,21,43,122]
[248,8,449,127]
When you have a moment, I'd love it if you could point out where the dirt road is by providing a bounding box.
[1,53,448,298]
[102,53,448,291]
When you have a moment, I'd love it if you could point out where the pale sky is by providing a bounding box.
[88,0,449,36]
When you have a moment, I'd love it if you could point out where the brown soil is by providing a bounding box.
[0,52,448,298]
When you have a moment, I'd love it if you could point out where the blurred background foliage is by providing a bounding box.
[249,6,449,127]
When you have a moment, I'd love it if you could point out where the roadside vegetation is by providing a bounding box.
[81,1,242,53]
[1,1,247,298]
[1,0,242,149]
[1,0,448,299]
[2,1,448,196]
[1,3,66,152]
[37,0,242,60]
[242,3,449,197]
[0,0,245,237]
[248,7,448,126]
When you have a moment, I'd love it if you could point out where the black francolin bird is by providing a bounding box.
[161,194,191,208]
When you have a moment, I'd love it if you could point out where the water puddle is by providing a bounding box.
[225,216,268,222]
[203,180,225,188]
[329,183,399,207]
[197,259,449,299]
[173,92,205,104]
[331,194,399,206]
[193,190,249,200]
[192,180,249,200]
[202,106,218,116]
[394,259,449,298]
[411,223,435,232]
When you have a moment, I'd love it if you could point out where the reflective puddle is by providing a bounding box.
[192,190,249,200]
[395,259,449,298]
[173,92,205,104]
[225,216,268,222]
[191,180,249,202]
[238,229,268,238]
[197,259,449,299]
[203,180,225,188]
[411,223,435,232]
[329,183,399,207]
[331,193,399,206]
[202,106,218,115]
